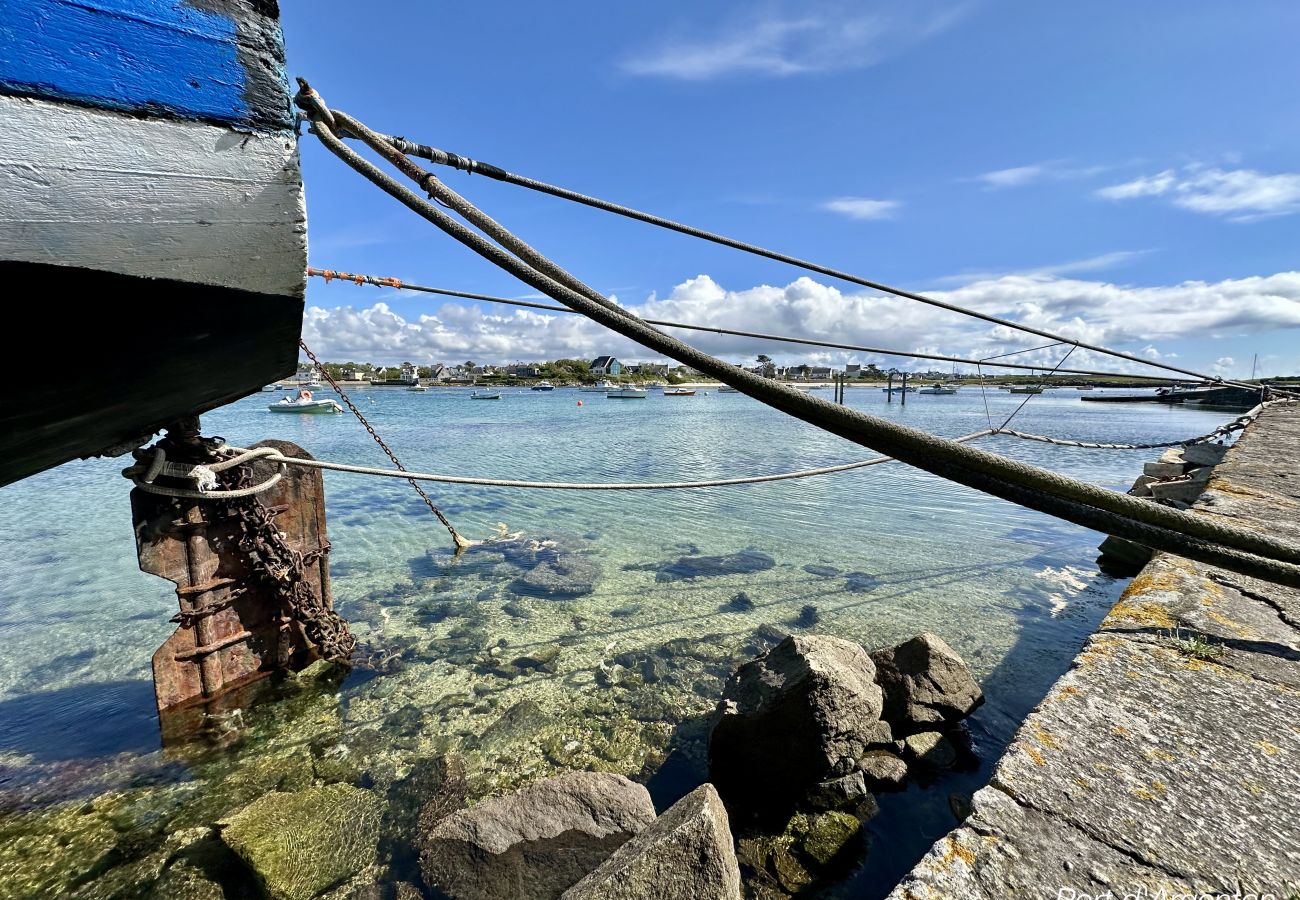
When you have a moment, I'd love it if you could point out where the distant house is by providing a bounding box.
[429,364,451,382]
[505,363,540,378]
[589,356,622,376]
[399,363,420,385]
[808,366,834,380]
[844,364,862,379]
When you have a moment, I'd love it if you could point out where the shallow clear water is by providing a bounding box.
[0,385,1232,897]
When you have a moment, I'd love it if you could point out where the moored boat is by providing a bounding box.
[607,387,648,399]
[406,383,428,392]
[269,395,342,414]
[1007,386,1044,394]
[470,390,502,400]
[531,381,555,391]
[663,388,696,396]
[1,0,306,487]
[718,386,740,393]
[917,383,958,395]
[580,379,617,392]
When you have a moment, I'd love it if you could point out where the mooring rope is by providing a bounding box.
[991,402,1274,450]
[222,430,994,490]
[294,83,1300,585]
[342,122,1286,396]
[304,268,1203,386]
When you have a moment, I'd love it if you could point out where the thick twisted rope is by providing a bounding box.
[294,84,1300,585]
[350,127,1287,395]
[992,402,1275,450]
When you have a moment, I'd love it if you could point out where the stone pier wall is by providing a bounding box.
[889,402,1300,899]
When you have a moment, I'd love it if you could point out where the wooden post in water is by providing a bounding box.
[901,371,908,406]
[131,419,341,744]
[886,371,894,403]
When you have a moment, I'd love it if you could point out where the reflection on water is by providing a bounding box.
[0,386,1231,897]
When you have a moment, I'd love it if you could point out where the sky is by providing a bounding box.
[283,1,1300,379]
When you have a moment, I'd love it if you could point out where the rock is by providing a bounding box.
[791,810,862,867]
[510,553,601,599]
[656,550,775,582]
[1181,442,1228,466]
[709,635,885,815]
[418,771,656,900]
[512,645,561,672]
[1143,460,1187,478]
[903,731,957,769]
[219,783,382,900]
[1126,474,1157,497]
[802,564,841,578]
[560,784,741,900]
[476,700,547,750]
[858,750,909,791]
[725,592,756,612]
[794,604,820,628]
[752,624,787,647]
[870,632,983,734]
[502,600,534,619]
[148,861,226,900]
[949,792,973,823]
[609,602,643,618]
[1096,535,1153,576]
[808,771,878,815]
[843,572,881,593]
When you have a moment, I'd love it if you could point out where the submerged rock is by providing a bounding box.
[794,604,820,628]
[656,550,775,582]
[858,750,909,791]
[870,632,983,734]
[510,553,601,599]
[843,572,881,593]
[736,809,865,893]
[725,592,756,612]
[418,771,656,900]
[561,784,741,900]
[808,771,877,815]
[902,731,957,769]
[709,635,885,815]
[219,783,382,900]
[511,645,561,672]
[802,564,841,578]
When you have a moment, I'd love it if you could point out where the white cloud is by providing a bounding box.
[974,160,1110,190]
[1096,167,1300,220]
[621,2,969,80]
[932,249,1151,285]
[303,271,1300,375]
[820,197,900,220]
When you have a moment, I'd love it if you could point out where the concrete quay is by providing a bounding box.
[890,401,1300,900]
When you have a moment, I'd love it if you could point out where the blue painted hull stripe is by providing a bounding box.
[0,0,283,128]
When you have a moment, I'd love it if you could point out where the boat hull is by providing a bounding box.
[2,261,301,486]
[1,0,306,486]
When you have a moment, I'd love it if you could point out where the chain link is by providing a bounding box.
[220,459,356,661]
[298,339,468,550]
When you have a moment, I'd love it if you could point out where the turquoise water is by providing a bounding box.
[0,385,1232,896]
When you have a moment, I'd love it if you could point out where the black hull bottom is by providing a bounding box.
[0,261,303,487]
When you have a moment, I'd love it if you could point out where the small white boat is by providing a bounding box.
[917,383,958,395]
[531,381,555,391]
[581,379,617,392]
[470,391,501,400]
[269,395,342,414]
[880,386,918,393]
[261,384,280,392]
[406,383,428,392]
[663,388,696,396]
[607,387,648,399]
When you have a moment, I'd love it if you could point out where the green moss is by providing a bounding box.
[219,783,382,900]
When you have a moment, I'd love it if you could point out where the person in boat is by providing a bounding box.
[298,389,313,401]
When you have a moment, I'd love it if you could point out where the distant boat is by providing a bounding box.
[581,379,617,392]
[663,388,696,396]
[531,381,555,391]
[718,386,740,393]
[470,390,501,400]
[406,383,428,392]
[917,383,958,395]
[261,384,280,392]
[881,386,918,393]
[1008,386,1044,394]
[269,395,342,414]
[607,387,648,399]
[1077,385,1095,391]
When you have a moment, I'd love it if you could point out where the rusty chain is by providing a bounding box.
[298,339,469,550]
[218,459,357,661]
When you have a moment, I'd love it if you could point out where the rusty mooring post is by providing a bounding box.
[130,418,347,744]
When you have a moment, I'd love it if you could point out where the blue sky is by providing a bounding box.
[285,1,1300,378]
